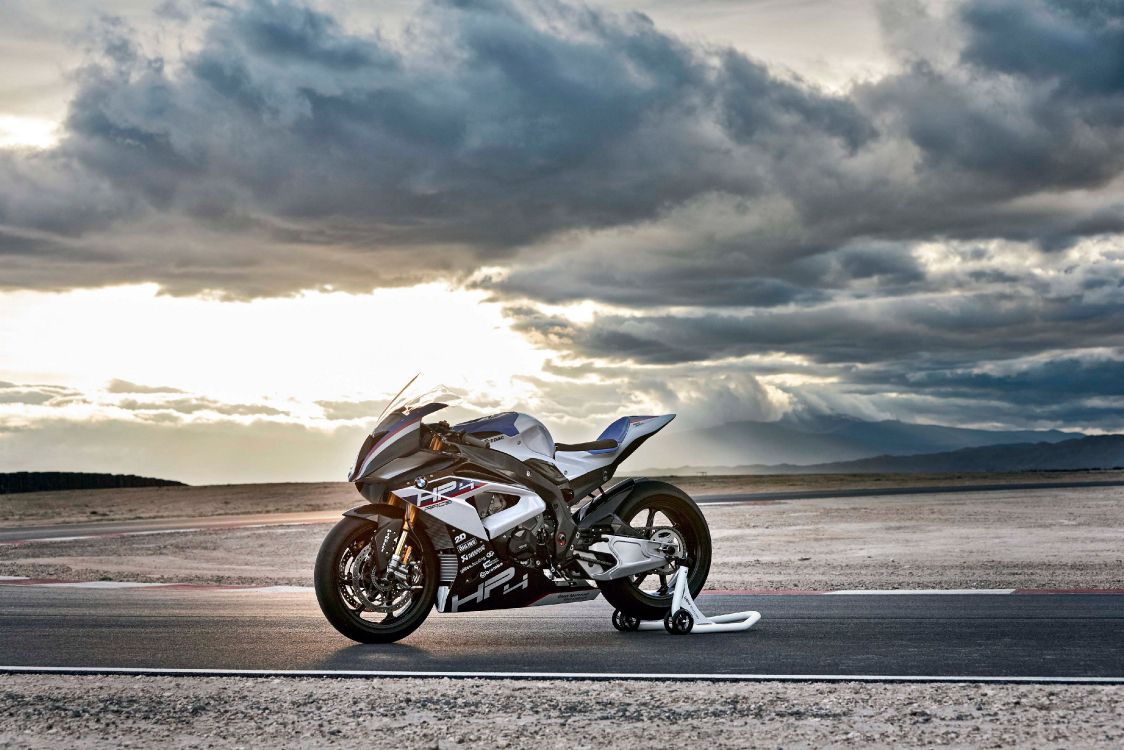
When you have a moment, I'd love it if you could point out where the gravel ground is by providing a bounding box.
[0,675,1121,749]
[2,486,1122,590]
[0,483,355,526]
[5,471,1121,525]
[702,487,1124,591]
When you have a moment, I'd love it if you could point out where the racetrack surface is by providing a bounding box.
[1,587,1121,682]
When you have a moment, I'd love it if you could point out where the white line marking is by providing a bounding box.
[828,589,1017,595]
[0,666,1119,684]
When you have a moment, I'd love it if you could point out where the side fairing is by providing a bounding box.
[393,476,547,540]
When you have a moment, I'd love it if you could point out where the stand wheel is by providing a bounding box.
[664,609,694,634]
[612,609,641,632]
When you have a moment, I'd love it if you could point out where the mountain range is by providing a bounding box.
[701,435,1124,475]
[0,472,186,495]
[635,413,1083,471]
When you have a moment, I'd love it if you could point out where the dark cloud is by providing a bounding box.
[1,0,1123,432]
[959,0,1124,95]
[903,355,1124,404]
[515,287,1124,368]
[2,0,1121,284]
[0,0,878,293]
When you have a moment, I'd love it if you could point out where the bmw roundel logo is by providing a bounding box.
[414,477,427,488]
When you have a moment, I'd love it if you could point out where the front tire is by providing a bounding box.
[596,488,711,621]
[315,516,437,643]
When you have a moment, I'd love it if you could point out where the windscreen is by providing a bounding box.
[371,374,463,434]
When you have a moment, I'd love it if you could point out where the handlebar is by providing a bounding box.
[459,432,489,449]
[430,421,489,449]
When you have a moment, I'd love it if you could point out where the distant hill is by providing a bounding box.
[693,435,1124,475]
[636,413,1082,469]
[0,472,186,495]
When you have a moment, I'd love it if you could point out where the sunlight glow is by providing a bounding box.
[0,283,550,412]
[0,116,60,149]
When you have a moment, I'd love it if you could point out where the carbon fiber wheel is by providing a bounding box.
[315,516,437,643]
[597,489,711,621]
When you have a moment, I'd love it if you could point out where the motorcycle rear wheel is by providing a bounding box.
[596,490,711,621]
[315,516,437,643]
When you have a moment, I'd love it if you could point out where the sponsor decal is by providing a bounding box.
[460,551,495,573]
[460,545,487,562]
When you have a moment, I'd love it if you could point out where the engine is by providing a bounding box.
[474,491,554,567]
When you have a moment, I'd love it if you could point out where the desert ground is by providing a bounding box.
[2,475,1122,748]
[2,478,1122,591]
[4,470,1121,525]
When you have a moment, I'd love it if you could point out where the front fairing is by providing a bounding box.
[348,401,448,483]
[347,377,462,483]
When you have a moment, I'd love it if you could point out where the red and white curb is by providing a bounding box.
[2,576,1121,595]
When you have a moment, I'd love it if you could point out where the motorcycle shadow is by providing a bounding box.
[313,642,436,670]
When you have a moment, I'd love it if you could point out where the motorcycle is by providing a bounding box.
[314,376,712,643]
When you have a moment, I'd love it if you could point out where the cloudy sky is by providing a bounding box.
[1,0,1122,483]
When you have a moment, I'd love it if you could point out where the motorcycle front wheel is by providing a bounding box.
[596,489,711,621]
[315,516,437,643]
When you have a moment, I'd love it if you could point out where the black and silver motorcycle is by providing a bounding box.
[315,378,711,642]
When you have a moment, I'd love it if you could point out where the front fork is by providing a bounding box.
[383,496,415,584]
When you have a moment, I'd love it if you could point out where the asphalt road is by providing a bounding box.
[1,587,1121,681]
[5,478,1124,543]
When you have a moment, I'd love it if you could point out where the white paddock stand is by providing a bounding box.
[611,567,761,635]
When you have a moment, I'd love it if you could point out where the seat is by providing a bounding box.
[554,416,631,454]
[554,438,618,452]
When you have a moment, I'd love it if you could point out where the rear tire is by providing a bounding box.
[315,516,437,643]
[596,489,711,621]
